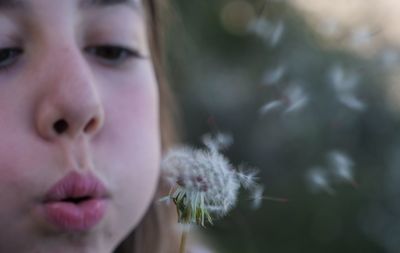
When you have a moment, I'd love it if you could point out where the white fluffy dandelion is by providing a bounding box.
[161,133,261,227]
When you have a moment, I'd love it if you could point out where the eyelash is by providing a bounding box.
[0,45,141,70]
[0,48,23,70]
[85,45,143,65]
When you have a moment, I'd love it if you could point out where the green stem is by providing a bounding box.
[179,230,188,253]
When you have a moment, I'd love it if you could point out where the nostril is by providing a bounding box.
[53,119,69,134]
[84,118,97,133]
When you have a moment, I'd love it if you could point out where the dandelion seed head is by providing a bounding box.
[161,133,262,226]
[161,146,240,224]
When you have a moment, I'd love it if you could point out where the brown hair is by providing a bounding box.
[114,0,181,252]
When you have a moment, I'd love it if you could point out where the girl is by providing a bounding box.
[0,0,181,252]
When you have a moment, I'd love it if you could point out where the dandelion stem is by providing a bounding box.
[179,230,188,253]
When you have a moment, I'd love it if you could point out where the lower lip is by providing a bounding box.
[42,199,107,232]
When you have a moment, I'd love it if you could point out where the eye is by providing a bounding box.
[0,48,23,69]
[85,45,141,65]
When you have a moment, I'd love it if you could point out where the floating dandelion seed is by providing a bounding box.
[259,83,308,116]
[306,151,358,195]
[259,100,284,115]
[247,17,270,39]
[270,21,285,47]
[329,64,359,92]
[283,84,309,113]
[328,64,366,111]
[262,65,286,85]
[250,185,264,209]
[327,150,357,187]
[338,94,366,111]
[236,166,259,189]
[247,18,285,47]
[306,167,335,195]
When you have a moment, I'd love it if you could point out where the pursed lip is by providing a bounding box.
[43,171,110,204]
[39,171,111,232]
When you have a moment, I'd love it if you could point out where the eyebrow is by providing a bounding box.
[0,0,139,10]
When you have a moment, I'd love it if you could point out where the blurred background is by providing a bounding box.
[164,0,400,252]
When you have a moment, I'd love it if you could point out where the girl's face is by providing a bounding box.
[0,0,160,252]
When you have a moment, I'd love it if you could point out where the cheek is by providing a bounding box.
[0,99,42,203]
[94,64,161,228]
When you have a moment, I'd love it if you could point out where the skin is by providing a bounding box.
[0,0,160,252]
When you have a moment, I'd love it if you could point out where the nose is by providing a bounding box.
[35,48,105,141]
